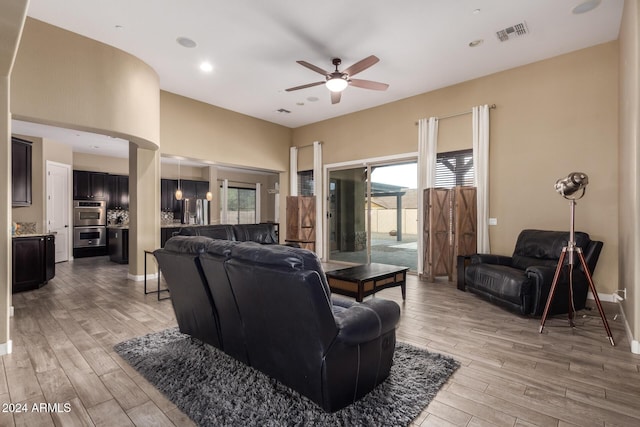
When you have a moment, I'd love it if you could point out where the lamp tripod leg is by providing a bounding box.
[577,251,615,346]
[539,249,567,333]
[568,266,575,328]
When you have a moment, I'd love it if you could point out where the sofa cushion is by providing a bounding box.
[205,239,238,258]
[232,224,278,244]
[513,230,591,259]
[164,235,212,254]
[178,225,236,240]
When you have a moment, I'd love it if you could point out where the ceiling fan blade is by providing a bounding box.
[285,81,325,92]
[297,61,329,76]
[349,79,389,91]
[331,91,342,104]
[343,55,379,77]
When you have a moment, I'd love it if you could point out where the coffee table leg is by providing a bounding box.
[357,282,364,302]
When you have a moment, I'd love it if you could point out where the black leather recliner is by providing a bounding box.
[153,236,222,348]
[154,237,400,412]
[463,229,603,316]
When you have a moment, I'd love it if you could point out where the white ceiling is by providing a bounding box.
[15,0,623,156]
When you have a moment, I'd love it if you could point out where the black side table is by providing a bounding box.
[144,250,170,300]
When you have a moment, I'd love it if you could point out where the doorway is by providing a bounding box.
[327,159,418,271]
[46,161,71,262]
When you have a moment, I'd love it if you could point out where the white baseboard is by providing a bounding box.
[0,340,12,355]
[587,291,618,303]
[591,293,640,354]
[128,272,158,282]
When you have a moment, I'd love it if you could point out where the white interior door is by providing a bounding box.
[46,161,71,262]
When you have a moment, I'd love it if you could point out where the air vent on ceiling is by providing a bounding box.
[496,22,529,42]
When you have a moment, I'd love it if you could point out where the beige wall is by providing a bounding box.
[11,18,160,151]
[160,91,291,172]
[44,138,73,166]
[618,0,639,352]
[73,152,128,175]
[293,42,619,293]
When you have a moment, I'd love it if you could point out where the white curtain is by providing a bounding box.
[255,182,261,223]
[221,179,229,224]
[313,141,323,257]
[417,117,438,275]
[289,147,298,196]
[472,105,491,253]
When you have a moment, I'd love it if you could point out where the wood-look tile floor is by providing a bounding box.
[3,256,639,426]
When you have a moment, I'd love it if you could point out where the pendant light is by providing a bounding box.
[175,159,183,200]
[205,191,213,201]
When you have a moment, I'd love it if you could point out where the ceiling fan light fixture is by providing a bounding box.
[326,77,348,92]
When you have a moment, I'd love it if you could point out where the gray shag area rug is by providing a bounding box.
[114,328,459,426]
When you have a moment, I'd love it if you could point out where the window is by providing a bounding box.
[435,149,474,188]
[221,186,256,224]
[298,170,314,196]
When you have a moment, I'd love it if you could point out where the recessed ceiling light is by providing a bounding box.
[306,96,319,102]
[472,9,481,15]
[469,39,484,47]
[296,102,304,106]
[199,62,213,72]
[176,37,197,48]
[114,25,124,30]
[572,0,601,14]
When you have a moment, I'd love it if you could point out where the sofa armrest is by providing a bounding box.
[334,299,400,345]
[331,294,355,309]
[526,265,558,315]
[471,254,512,266]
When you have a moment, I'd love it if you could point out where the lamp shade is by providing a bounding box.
[175,188,183,201]
[205,191,213,201]
[325,77,348,92]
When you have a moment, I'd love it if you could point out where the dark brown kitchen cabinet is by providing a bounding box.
[161,179,180,213]
[180,180,197,201]
[108,228,128,264]
[12,137,32,207]
[74,170,108,200]
[12,234,55,293]
[107,174,129,210]
[195,181,210,199]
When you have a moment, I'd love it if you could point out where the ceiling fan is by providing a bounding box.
[285,55,389,104]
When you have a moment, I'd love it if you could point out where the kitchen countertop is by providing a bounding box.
[13,233,54,238]
[107,223,209,229]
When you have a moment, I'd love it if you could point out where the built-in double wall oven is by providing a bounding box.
[73,200,106,249]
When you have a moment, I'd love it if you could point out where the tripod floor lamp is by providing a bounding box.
[538,172,614,346]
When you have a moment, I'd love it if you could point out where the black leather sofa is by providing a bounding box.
[154,236,400,412]
[463,229,603,316]
[176,223,278,244]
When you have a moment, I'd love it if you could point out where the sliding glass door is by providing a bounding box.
[328,167,368,265]
[328,160,417,271]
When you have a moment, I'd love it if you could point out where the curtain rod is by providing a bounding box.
[293,141,323,149]
[415,104,496,125]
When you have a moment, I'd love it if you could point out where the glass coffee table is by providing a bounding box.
[325,263,408,302]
